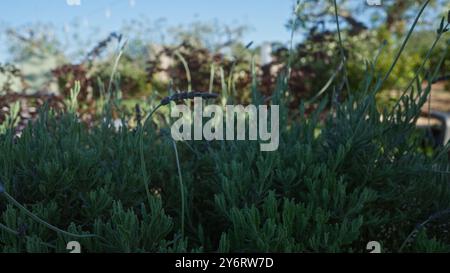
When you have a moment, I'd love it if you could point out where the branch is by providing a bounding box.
[338,10,368,34]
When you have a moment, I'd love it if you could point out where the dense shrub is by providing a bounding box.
[0,3,449,254]
[0,48,450,252]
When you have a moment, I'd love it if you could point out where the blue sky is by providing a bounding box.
[0,0,299,62]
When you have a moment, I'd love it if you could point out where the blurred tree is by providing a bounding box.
[289,0,449,36]
[4,24,67,93]
[280,0,450,101]
[168,20,250,53]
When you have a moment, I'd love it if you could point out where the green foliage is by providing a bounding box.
[94,53,151,98]
[0,2,450,254]
[0,101,20,135]
[412,230,450,253]
[1,42,450,252]
[286,0,450,102]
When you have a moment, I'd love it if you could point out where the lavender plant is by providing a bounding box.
[0,3,449,253]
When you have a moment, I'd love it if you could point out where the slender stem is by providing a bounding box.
[143,103,164,129]
[1,191,100,240]
[107,50,124,98]
[307,61,343,104]
[366,40,388,95]
[139,103,164,208]
[333,0,351,96]
[175,51,192,92]
[172,140,185,237]
[391,42,449,117]
[0,222,19,236]
[139,128,152,208]
[209,63,215,94]
[399,209,450,252]
[287,1,301,82]
[374,0,431,93]
[392,22,449,110]
[228,61,237,101]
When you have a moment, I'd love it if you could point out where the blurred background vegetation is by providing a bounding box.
[0,0,449,121]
